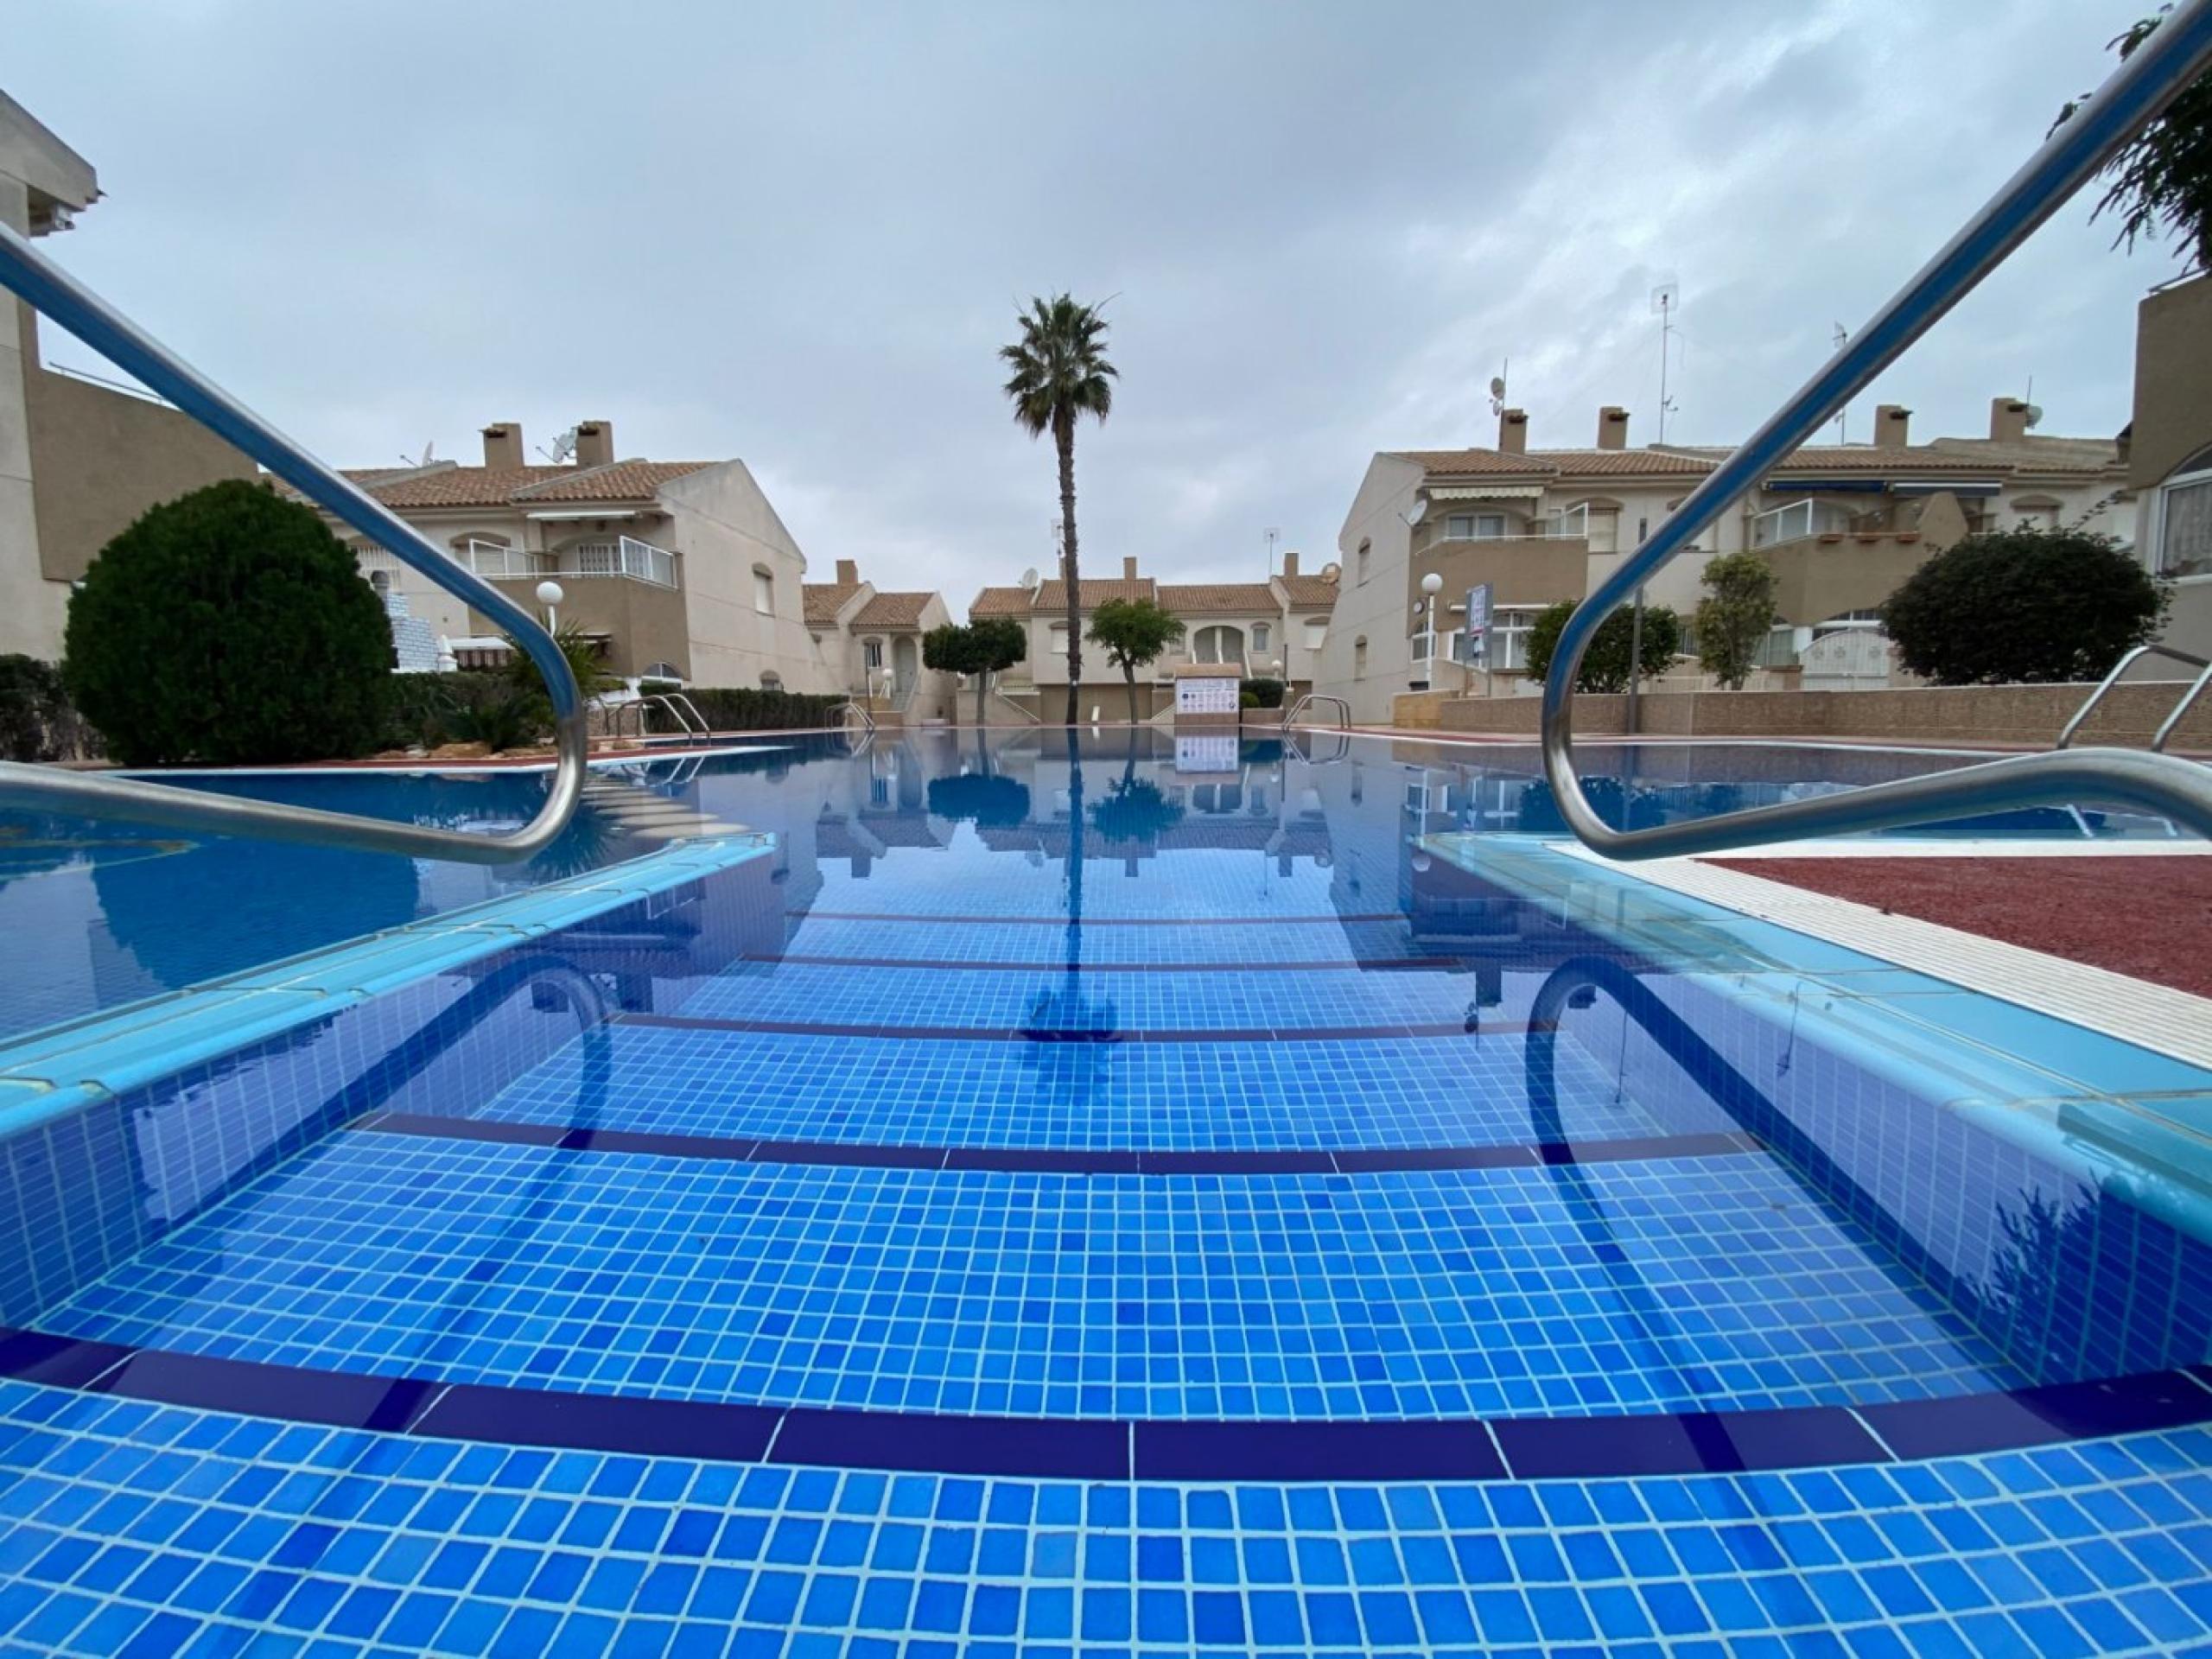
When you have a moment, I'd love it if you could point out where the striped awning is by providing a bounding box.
[1423,485,1544,501]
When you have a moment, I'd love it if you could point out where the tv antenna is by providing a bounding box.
[1650,283,1680,441]
[1264,526,1280,579]
[1832,323,1849,442]
[537,427,578,464]
[2023,373,2044,430]
[399,441,435,467]
[1488,360,1510,417]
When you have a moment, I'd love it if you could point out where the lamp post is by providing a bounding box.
[535,580,565,633]
[1420,572,1443,689]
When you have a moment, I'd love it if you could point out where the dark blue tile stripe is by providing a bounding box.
[3,1325,2206,1481]
[613,1011,1519,1044]
[353,1112,1762,1176]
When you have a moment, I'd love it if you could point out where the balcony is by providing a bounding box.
[1414,535,1590,608]
[1753,531,1931,625]
[454,535,679,589]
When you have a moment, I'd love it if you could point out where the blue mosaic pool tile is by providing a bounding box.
[466,1020,1720,1152]
[39,1133,2024,1422]
[0,1381,2209,1655]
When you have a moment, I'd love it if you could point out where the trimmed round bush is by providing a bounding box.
[63,480,395,765]
[1879,527,2169,685]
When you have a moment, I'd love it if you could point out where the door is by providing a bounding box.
[892,635,919,699]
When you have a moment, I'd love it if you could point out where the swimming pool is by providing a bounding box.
[0,730,2208,1656]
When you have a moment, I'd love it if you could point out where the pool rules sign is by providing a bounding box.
[1175,676,1239,716]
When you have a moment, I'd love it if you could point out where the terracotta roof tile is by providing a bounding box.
[1533,448,1718,477]
[1280,574,1340,611]
[849,590,937,629]
[1659,443,2004,475]
[1030,577,1156,611]
[1395,448,1555,477]
[512,460,715,501]
[318,458,719,511]
[1926,435,2126,474]
[969,586,1034,617]
[803,582,861,625]
[1156,582,1280,612]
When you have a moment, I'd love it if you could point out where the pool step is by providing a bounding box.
[581,774,747,842]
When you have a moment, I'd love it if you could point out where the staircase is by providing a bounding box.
[579,768,747,842]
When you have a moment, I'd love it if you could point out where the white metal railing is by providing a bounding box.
[1750,498,1856,549]
[457,538,547,580]
[563,536,678,588]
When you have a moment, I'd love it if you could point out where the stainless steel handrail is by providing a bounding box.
[831,701,877,734]
[2056,642,2212,751]
[661,691,711,736]
[1540,0,2212,858]
[0,223,588,863]
[1283,693,1351,731]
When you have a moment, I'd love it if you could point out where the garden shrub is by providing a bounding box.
[1524,600,1681,693]
[1239,677,1287,709]
[1879,527,2167,683]
[63,480,395,765]
[0,655,86,762]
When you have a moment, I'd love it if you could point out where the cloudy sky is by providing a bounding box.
[13,0,2195,606]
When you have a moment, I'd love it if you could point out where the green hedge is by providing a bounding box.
[643,687,843,734]
[1239,677,1286,709]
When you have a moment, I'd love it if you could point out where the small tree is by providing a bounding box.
[2056,10,2212,271]
[1879,527,2168,684]
[63,479,394,765]
[1525,599,1681,693]
[1085,597,1185,723]
[1695,553,1780,690]
[925,619,1028,725]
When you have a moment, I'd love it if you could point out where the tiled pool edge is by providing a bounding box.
[5,1322,2212,1484]
[0,835,775,1141]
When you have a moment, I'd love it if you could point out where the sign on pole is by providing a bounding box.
[1458,582,1494,664]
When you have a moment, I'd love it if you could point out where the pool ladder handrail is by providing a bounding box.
[831,701,877,734]
[1539,0,2212,859]
[607,693,712,747]
[1282,693,1351,732]
[2056,643,2212,753]
[0,222,588,865]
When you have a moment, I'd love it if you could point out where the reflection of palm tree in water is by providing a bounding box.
[1021,728,1117,1040]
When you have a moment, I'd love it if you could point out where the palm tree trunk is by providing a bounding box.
[1057,411,1080,725]
[1124,665,1139,725]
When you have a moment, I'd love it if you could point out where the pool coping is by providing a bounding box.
[0,832,776,1142]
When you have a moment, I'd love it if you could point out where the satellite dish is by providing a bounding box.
[1019,566,1039,589]
[538,427,578,465]
[2024,404,2044,429]
[1488,376,1506,400]
[1650,280,1680,315]
[1319,561,1342,581]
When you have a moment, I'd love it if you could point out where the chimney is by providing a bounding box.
[1989,396,2031,444]
[1122,556,1138,579]
[1872,404,1911,448]
[574,420,614,468]
[480,423,524,470]
[1498,407,1529,455]
[1597,406,1630,450]
[835,558,859,585]
[1281,550,1300,577]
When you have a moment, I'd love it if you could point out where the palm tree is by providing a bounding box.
[1001,295,1117,724]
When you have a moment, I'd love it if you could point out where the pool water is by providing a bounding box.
[0,730,2209,1656]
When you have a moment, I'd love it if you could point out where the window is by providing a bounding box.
[1356,539,1371,584]
[640,661,683,683]
[1303,618,1327,650]
[1445,512,1507,542]
[1487,607,1541,671]
[367,569,391,596]
[1192,624,1245,664]
[753,567,775,614]
[2157,456,2212,578]
[1250,622,1270,655]
[760,670,784,690]
[1353,636,1368,678]
[863,639,884,670]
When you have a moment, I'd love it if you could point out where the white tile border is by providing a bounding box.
[1559,843,2212,1072]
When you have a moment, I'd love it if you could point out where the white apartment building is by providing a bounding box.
[803,560,957,722]
[969,555,1341,722]
[304,421,839,691]
[1319,402,2133,721]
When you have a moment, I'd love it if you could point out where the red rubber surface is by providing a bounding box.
[1705,855,2212,1001]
